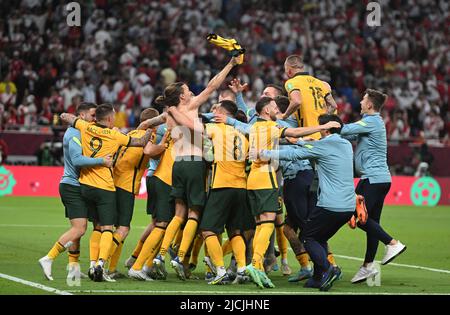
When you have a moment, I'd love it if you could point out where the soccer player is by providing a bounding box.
[59,103,161,282]
[38,103,112,281]
[105,108,163,279]
[280,55,337,138]
[128,124,175,281]
[245,97,339,289]
[340,89,406,283]
[152,55,241,281]
[198,100,250,285]
[259,114,354,291]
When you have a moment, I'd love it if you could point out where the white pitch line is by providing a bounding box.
[67,289,450,295]
[334,254,450,275]
[0,272,72,295]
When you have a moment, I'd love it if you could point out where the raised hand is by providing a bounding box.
[228,78,248,94]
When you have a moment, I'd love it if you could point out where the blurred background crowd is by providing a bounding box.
[0,0,448,174]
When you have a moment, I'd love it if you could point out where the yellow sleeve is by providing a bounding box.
[113,129,132,147]
[285,79,299,96]
[74,118,88,131]
[205,123,215,139]
[278,127,287,139]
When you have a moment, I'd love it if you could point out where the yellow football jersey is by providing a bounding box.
[113,129,153,194]
[205,123,248,189]
[285,73,331,139]
[75,119,131,191]
[153,131,174,185]
[247,119,286,190]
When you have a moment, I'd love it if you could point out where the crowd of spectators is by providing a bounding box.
[0,0,448,146]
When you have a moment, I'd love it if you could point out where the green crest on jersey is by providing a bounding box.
[0,166,17,197]
[304,144,314,149]
[410,176,441,207]
[287,83,294,91]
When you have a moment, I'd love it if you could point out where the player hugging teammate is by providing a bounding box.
[38,37,406,291]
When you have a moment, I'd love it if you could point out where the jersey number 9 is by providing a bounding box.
[89,137,103,157]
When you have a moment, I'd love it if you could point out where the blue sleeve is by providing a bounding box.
[276,119,292,128]
[225,116,251,135]
[156,125,166,143]
[69,137,104,167]
[201,113,215,122]
[262,141,326,161]
[236,92,248,113]
[341,118,373,136]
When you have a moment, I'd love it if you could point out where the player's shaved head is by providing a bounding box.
[95,103,115,122]
[140,108,159,123]
[285,55,304,69]
[219,89,236,102]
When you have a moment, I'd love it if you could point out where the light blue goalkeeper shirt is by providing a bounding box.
[341,113,391,184]
[147,123,167,177]
[60,127,104,186]
[262,134,355,212]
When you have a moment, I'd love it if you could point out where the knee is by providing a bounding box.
[201,231,214,240]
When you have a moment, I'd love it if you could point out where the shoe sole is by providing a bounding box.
[351,270,378,284]
[171,261,186,281]
[382,246,407,265]
[38,260,53,281]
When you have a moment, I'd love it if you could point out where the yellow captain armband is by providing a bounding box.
[72,137,82,147]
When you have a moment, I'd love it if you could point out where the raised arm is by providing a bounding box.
[129,129,152,147]
[214,113,251,135]
[283,121,341,138]
[137,113,167,130]
[60,113,77,126]
[188,56,240,110]
[340,119,371,136]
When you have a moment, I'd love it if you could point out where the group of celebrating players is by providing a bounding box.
[38,41,407,291]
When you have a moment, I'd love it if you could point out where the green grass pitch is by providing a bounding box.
[1,196,449,295]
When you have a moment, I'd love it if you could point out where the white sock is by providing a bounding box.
[90,260,96,268]
[282,258,288,265]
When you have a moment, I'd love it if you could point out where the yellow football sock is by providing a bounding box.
[190,235,203,266]
[296,252,310,268]
[177,219,198,262]
[174,227,183,247]
[47,242,65,260]
[98,230,113,262]
[109,241,124,272]
[327,253,337,266]
[132,227,165,270]
[252,224,262,252]
[275,224,289,260]
[231,235,246,269]
[131,239,144,259]
[222,239,233,256]
[252,222,274,271]
[109,232,123,259]
[144,237,162,268]
[89,229,102,262]
[204,235,224,268]
[160,216,184,258]
[68,250,80,264]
